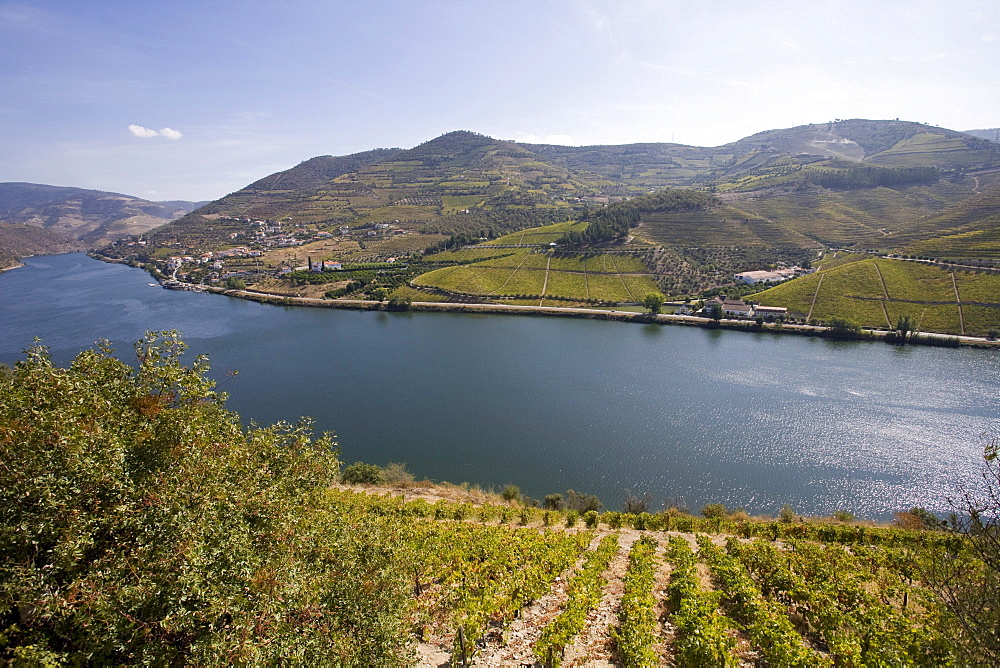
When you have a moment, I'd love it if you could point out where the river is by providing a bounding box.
[2,252,997,519]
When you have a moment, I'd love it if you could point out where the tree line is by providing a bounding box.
[806,166,940,190]
[558,189,718,245]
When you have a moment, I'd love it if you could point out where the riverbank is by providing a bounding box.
[214,285,1000,349]
[86,252,998,349]
[0,262,23,273]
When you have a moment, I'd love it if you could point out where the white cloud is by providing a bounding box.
[158,127,183,140]
[128,124,159,138]
[128,124,183,139]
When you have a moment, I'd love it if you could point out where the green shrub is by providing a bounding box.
[382,461,415,484]
[342,461,385,485]
[702,503,728,519]
[0,332,410,664]
[502,484,521,502]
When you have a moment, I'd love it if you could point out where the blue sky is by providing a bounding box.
[1,0,997,201]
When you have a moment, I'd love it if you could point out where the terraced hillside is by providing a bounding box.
[131,119,1000,259]
[413,229,660,306]
[103,119,1000,314]
[327,488,973,666]
[7,335,994,665]
[752,254,1000,336]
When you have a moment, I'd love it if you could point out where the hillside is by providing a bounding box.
[3,334,996,665]
[100,119,1000,326]
[0,223,85,269]
[751,253,1000,337]
[0,182,203,249]
[963,127,1000,142]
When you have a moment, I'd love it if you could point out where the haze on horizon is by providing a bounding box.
[0,0,997,202]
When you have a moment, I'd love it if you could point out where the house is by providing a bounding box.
[704,297,755,318]
[754,305,788,320]
[734,266,811,284]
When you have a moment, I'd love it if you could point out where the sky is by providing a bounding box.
[1,0,997,202]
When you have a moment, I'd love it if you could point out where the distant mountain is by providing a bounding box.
[0,182,205,249]
[115,119,1000,265]
[963,128,1000,142]
[0,223,85,270]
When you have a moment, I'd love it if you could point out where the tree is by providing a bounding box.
[708,303,723,321]
[387,294,413,311]
[895,314,916,343]
[701,503,728,519]
[624,491,653,514]
[827,317,861,339]
[224,276,247,290]
[642,292,664,315]
[341,461,386,485]
[543,493,564,511]
[0,332,410,664]
[565,489,602,512]
[371,287,390,302]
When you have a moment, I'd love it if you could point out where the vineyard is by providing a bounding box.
[326,489,975,666]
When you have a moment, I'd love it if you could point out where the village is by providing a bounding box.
[132,215,409,284]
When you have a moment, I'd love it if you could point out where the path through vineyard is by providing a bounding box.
[335,485,959,668]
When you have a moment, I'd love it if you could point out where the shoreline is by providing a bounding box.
[216,285,999,349]
[86,253,999,349]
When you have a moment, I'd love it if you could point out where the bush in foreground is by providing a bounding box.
[0,332,411,665]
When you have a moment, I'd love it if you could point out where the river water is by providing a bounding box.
[2,253,998,518]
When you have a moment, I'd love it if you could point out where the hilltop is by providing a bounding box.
[90,119,1000,333]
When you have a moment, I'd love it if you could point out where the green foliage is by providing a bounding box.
[805,165,940,189]
[341,461,386,485]
[701,503,728,519]
[923,438,1000,665]
[0,332,410,664]
[564,488,603,512]
[642,292,664,314]
[827,317,862,339]
[224,276,247,290]
[382,461,415,484]
[895,313,916,342]
[666,537,738,666]
[544,493,564,510]
[698,536,828,666]
[501,484,521,502]
[833,510,855,523]
[386,294,413,311]
[535,534,619,665]
[613,537,659,666]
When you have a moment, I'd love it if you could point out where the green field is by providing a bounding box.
[413,238,657,303]
[753,256,1000,336]
[490,220,588,245]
